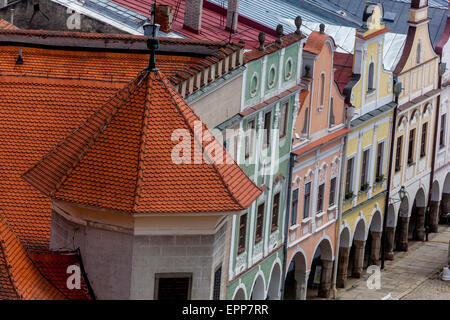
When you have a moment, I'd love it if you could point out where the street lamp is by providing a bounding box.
[398,186,406,201]
[143,20,160,71]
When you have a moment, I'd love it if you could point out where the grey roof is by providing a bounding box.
[309,0,449,46]
[350,102,397,128]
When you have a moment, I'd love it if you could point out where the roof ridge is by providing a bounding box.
[133,73,155,212]
[157,71,248,210]
[22,69,149,199]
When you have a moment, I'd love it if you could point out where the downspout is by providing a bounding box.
[381,82,400,269]
[280,153,295,299]
[425,61,443,234]
[331,133,348,299]
[221,214,234,300]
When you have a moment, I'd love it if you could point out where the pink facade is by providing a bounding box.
[284,30,348,300]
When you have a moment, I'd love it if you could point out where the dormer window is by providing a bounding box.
[367,62,375,93]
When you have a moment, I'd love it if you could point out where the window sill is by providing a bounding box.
[407,161,416,166]
[271,225,279,233]
[366,89,376,95]
[289,224,300,231]
[254,237,262,244]
[316,211,325,218]
[327,205,337,212]
[237,248,246,255]
[302,217,312,224]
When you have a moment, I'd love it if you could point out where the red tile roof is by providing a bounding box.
[0,18,17,30]
[333,52,354,94]
[111,0,277,49]
[23,70,261,214]
[303,31,331,55]
[293,128,349,156]
[28,250,93,300]
[0,215,66,300]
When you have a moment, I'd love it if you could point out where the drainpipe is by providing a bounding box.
[280,153,295,299]
[425,61,444,234]
[331,124,349,299]
[381,81,401,269]
[221,214,234,300]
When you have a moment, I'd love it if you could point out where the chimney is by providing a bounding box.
[226,0,239,32]
[409,0,429,24]
[184,0,203,33]
[154,4,174,33]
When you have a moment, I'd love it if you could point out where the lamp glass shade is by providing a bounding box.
[143,23,161,38]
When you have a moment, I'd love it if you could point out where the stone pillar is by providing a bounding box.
[294,270,309,300]
[414,206,426,241]
[439,193,450,224]
[428,201,440,233]
[337,247,350,288]
[352,240,366,278]
[397,217,409,251]
[369,231,382,266]
[318,260,333,298]
[384,227,395,260]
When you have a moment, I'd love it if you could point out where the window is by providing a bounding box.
[408,129,415,164]
[245,119,255,158]
[238,213,247,253]
[279,102,288,138]
[255,203,264,243]
[155,274,192,300]
[250,74,258,96]
[263,111,271,148]
[320,73,325,107]
[272,193,280,231]
[420,122,427,157]
[317,183,325,213]
[329,177,336,206]
[416,43,421,65]
[329,97,335,127]
[303,182,311,218]
[345,158,354,197]
[268,66,276,88]
[301,107,309,136]
[368,62,375,92]
[291,189,299,226]
[440,114,447,149]
[395,136,403,171]
[361,149,370,191]
[376,141,384,180]
[213,266,222,300]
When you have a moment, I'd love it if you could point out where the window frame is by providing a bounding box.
[238,213,248,254]
[317,183,325,213]
[345,157,354,197]
[440,114,447,149]
[395,136,403,171]
[329,177,337,207]
[360,149,370,191]
[291,188,299,226]
[279,101,289,138]
[245,119,255,159]
[303,181,312,219]
[154,273,192,300]
[263,111,272,149]
[420,122,427,157]
[255,203,265,243]
[375,141,385,180]
[408,128,416,164]
[272,192,280,231]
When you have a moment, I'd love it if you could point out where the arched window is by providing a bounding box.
[320,73,325,107]
[368,62,375,91]
[416,42,421,64]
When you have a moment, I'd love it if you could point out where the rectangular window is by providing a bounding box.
[440,114,446,149]
[317,183,324,213]
[420,122,427,157]
[238,213,247,254]
[155,274,192,300]
[329,177,336,207]
[279,102,288,138]
[408,129,415,164]
[213,266,222,300]
[395,136,403,171]
[376,141,384,180]
[255,203,264,243]
[245,119,255,158]
[345,158,354,197]
[361,149,370,190]
[291,189,299,226]
[272,193,280,231]
[303,182,311,219]
[263,111,271,148]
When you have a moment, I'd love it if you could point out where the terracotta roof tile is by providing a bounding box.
[303,31,330,54]
[333,52,354,94]
[23,70,261,214]
[0,215,66,300]
[28,250,92,300]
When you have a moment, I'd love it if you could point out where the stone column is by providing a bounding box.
[294,270,310,300]
[414,206,426,241]
[397,217,409,252]
[318,260,333,298]
[337,247,350,288]
[428,201,440,233]
[439,193,450,224]
[352,240,366,278]
[369,231,382,266]
[384,227,395,260]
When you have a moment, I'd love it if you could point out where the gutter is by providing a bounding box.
[331,134,348,299]
[280,153,295,299]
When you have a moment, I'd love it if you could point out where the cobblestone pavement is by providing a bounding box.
[335,225,450,300]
